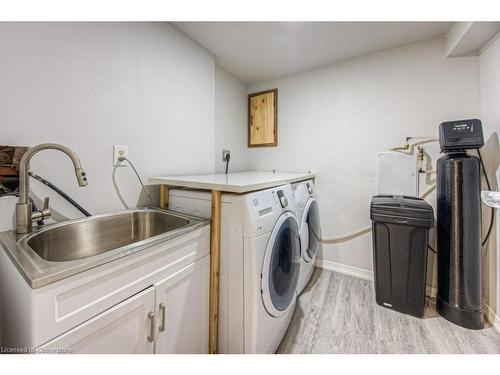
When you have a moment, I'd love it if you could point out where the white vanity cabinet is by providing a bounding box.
[41,287,156,354]
[0,224,211,354]
[40,255,210,354]
[154,255,209,354]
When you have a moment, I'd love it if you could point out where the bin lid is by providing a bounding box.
[370,195,434,224]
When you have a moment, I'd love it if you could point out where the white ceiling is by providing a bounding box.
[173,22,452,83]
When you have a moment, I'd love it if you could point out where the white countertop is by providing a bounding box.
[149,171,314,193]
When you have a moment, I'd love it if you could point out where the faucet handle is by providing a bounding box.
[43,197,50,210]
[30,197,51,223]
[41,197,51,219]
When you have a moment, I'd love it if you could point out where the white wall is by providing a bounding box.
[247,36,481,272]
[480,33,500,136]
[0,22,497,325]
[479,32,500,319]
[0,22,216,223]
[214,66,249,173]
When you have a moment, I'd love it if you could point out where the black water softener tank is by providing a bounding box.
[436,119,484,330]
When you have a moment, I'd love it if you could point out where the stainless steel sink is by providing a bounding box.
[24,208,191,262]
[0,207,208,288]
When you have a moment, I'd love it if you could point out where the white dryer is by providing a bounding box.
[292,179,321,295]
[168,184,300,353]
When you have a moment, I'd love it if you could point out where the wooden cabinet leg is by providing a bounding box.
[160,184,169,209]
[209,190,221,354]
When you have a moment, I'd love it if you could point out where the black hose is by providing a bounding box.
[477,149,495,247]
[29,172,91,217]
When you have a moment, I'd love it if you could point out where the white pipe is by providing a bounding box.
[390,138,438,154]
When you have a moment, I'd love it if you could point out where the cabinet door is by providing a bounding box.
[154,255,209,354]
[40,287,155,354]
[248,89,277,147]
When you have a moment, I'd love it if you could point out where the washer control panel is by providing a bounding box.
[247,184,295,219]
[306,182,313,195]
[276,190,288,208]
[244,184,297,236]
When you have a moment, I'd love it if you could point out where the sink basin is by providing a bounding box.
[0,207,207,288]
[25,208,191,262]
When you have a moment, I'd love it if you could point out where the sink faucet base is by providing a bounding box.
[16,202,33,234]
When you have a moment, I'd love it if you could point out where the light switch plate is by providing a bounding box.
[113,145,128,166]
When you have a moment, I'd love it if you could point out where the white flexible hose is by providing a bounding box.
[319,183,437,244]
[320,227,372,244]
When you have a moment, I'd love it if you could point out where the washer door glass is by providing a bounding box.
[304,199,320,261]
[267,215,301,312]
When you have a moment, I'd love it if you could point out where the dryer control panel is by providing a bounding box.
[293,179,315,210]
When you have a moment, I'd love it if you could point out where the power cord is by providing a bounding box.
[224,152,230,174]
[477,148,495,247]
[118,156,154,206]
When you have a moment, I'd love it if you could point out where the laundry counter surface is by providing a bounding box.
[149,170,314,193]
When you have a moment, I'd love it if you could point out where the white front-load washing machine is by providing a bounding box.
[168,184,300,353]
[293,179,321,295]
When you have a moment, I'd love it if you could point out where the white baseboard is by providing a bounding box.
[316,258,374,281]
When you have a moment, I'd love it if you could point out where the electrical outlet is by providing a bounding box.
[222,149,230,162]
[113,145,128,166]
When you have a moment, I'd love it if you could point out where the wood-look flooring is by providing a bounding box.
[278,268,500,354]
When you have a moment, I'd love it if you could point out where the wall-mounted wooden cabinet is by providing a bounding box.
[248,89,277,147]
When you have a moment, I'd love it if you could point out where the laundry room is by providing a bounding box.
[1,0,500,373]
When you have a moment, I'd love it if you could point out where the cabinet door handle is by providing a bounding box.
[159,303,166,332]
[147,311,155,342]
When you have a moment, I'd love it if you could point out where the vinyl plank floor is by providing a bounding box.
[277,268,500,354]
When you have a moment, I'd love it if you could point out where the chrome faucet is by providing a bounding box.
[16,143,88,234]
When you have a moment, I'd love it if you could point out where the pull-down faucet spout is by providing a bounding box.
[16,143,88,234]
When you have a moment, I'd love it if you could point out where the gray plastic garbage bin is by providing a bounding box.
[370,195,434,318]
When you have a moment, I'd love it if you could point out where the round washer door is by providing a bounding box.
[261,211,301,317]
[301,198,320,262]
